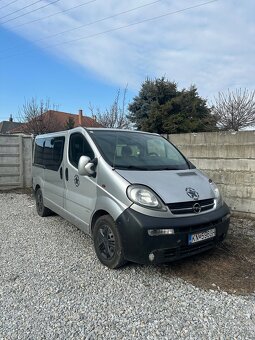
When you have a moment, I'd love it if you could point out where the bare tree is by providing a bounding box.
[89,87,131,129]
[19,97,59,135]
[212,89,255,131]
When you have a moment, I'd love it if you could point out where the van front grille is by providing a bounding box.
[167,199,215,215]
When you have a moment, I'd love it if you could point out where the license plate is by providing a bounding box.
[188,228,216,245]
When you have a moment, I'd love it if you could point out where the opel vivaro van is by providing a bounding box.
[32,127,230,268]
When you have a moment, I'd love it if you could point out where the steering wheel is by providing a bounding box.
[148,152,159,157]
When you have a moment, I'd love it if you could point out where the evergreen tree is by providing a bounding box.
[128,78,217,133]
[64,117,75,130]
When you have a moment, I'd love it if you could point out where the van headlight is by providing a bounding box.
[209,180,222,207]
[127,185,166,211]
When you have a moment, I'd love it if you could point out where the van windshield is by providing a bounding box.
[89,130,189,171]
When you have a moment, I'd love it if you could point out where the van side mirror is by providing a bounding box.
[78,156,97,177]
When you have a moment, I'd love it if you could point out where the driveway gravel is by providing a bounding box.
[0,193,254,339]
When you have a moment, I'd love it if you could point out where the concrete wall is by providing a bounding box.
[1,131,254,217]
[0,134,33,189]
[167,131,255,217]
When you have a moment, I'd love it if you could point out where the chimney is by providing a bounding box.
[78,109,83,125]
[9,114,13,122]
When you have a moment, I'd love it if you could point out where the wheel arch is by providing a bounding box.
[90,195,128,235]
[35,184,40,192]
[90,209,110,235]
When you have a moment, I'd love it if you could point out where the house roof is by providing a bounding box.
[9,110,103,134]
[0,121,24,134]
[45,110,102,128]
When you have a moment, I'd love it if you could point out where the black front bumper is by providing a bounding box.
[116,203,230,264]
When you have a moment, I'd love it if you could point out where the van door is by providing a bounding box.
[64,132,97,233]
[43,136,65,209]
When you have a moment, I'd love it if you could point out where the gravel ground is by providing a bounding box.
[0,193,254,339]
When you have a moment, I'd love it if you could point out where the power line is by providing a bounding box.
[0,0,61,24]
[20,0,164,44]
[0,0,20,11]
[0,0,44,20]
[8,0,96,29]
[45,0,219,48]
[0,0,218,60]
[0,0,161,53]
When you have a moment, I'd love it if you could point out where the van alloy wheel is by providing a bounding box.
[93,215,126,269]
[97,225,115,260]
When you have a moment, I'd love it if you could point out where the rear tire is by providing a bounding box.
[35,188,52,217]
[93,215,126,269]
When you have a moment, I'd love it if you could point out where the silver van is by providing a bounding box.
[32,127,230,268]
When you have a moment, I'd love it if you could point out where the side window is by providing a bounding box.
[34,136,64,171]
[43,138,54,169]
[34,138,45,166]
[52,137,65,170]
[69,133,94,168]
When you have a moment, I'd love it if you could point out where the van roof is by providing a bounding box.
[35,127,160,139]
[87,128,160,136]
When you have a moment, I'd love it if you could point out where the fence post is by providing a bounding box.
[19,135,24,188]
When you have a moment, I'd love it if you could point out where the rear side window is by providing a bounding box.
[34,136,65,171]
[69,133,94,168]
[34,138,44,166]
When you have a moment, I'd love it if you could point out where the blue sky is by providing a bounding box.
[0,0,254,122]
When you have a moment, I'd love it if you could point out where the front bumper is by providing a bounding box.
[116,203,230,264]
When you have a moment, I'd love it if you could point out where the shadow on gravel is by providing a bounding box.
[0,188,33,195]
[158,218,255,295]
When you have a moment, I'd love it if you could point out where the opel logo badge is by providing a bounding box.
[193,202,201,214]
[186,187,199,200]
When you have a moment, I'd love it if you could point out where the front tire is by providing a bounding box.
[35,188,52,217]
[93,215,126,269]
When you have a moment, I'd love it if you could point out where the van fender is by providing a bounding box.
[90,195,130,235]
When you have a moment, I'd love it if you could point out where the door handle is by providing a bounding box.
[65,168,69,181]
[60,167,63,179]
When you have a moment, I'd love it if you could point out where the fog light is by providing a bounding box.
[149,253,155,262]
[148,228,174,236]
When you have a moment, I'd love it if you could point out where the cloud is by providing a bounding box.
[2,0,255,99]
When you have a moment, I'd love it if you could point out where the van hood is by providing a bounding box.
[116,169,215,204]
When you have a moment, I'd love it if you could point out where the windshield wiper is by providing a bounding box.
[114,165,150,170]
[159,166,181,170]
